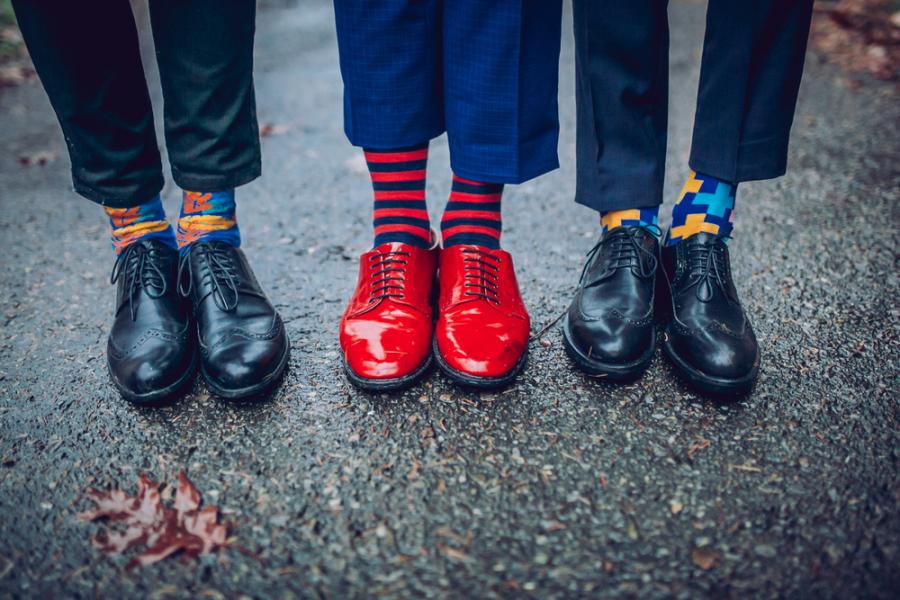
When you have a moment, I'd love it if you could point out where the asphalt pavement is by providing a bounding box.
[0,0,898,597]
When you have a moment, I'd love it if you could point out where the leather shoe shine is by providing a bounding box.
[340,242,438,391]
[434,245,530,389]
[659,232,760,396]
[107,239,196,404]
[179,242,289,399]
[563,226,659,381]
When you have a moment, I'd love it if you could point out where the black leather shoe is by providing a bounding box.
[659,232,760,396]
[107,239,196,404]
[179,242,289,399]
[563,226,659,381]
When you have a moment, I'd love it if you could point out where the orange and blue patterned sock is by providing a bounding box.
[176,189,240,253]
[599,206,660,236]
[365,144,432,249]
[441,174,504,249]
[668,170,736,246]
[104,194,176,254]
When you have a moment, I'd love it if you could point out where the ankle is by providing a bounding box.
[366,144,431,249]
[600,207,659,236]
[104,194,176,254]
[440,174,503,249]
[176,189,240,252]
[668,170,735,246]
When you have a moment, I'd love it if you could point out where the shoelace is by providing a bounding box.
[110,242,168,322]
[462,248,501,304]
[368,250,410,303]
[683,234,733,302]
[177,243,240,312]
[581,226,660,285]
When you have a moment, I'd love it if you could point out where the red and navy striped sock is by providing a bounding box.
[365,144,431,249]
[440,174,504,249]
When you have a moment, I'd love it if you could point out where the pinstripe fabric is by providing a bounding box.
[333,0,562,185]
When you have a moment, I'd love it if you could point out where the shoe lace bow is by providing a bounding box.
[368,250,410,303]
[462,248,501,304]
[581,226,660,285]
[177,243,240,312]
[110,242,168,321]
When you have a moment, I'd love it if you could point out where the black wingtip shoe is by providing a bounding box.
[179,242,289,399]
[107,239,197,405]
[659,232,760,397]
[563,226,660,382]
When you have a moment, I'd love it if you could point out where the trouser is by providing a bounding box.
[573,0,815,211]
[333,0,563,184]
[12,0,260,208]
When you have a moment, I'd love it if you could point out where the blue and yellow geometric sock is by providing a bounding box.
[600,206,660,236]
[176,189,241,253]
[668,170,736,246]
[104,194,177,254]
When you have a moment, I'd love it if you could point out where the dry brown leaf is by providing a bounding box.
[77,471,230,569]
[259,122,290,138]
[691,546,720,570]
[438,544,469,562]
[17,151,56,167]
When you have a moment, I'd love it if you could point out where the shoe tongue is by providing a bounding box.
[689,232,721,245]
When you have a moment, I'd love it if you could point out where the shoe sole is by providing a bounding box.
[201,334,291,400]
[432,336,527,390]
[561,314,656,382]
[108,350,198,406]
[662,332,759,397]
[342,353,433,393]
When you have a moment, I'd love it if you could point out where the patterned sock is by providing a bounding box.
[176,189,241,252]
[104,194,176,254]
[668,170,736,246]
[441,174,504,249]
[600,207,660,236]
[365,144,431,249]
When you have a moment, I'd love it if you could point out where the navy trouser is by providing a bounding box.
[333,0,563,184]
[12,0,260,208]
[573,0,815,212]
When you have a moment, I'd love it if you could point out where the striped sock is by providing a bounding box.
[104,194,176,254]
[365,144,431,249]
[441,174,503,249]
[176,189,241,253]
[668,170,736,246]
[600,207,660,236]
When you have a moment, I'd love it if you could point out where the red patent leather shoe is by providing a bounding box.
[340,242,438,391]
[434,245,530,389]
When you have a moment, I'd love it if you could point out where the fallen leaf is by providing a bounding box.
[258,122,290,138]
[686,438,710,460]
[541,519,567,532]
[0,65,35,88]
[17,151,56,167]
[173,472,201,516]
[438,543,469,562]
[691,546,720,570]
[77,471,230,568]
[407,459,420,481]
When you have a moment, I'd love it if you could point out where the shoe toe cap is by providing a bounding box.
[203,334,288,393]
[109,336,193,400]
[670,322,759,380]
[568,309,653,365]
[437,319,528,378]
[341,318,432,380]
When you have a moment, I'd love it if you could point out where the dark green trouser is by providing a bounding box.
[12,0,261,207]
